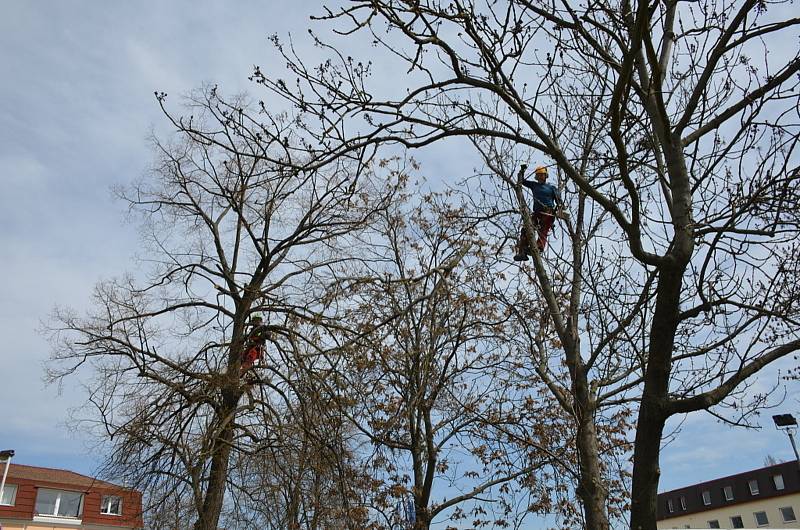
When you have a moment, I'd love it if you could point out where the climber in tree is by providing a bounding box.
[240,314,270,373]
[513,164,562,261]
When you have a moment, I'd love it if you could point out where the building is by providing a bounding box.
[657,461,800,529]
[0,464,143,530]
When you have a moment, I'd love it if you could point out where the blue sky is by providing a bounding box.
[0,0,797,526]
[0,0,301,472]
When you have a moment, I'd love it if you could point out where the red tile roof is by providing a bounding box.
[6,464,121,490]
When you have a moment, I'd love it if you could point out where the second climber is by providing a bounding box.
[240,314,270,373]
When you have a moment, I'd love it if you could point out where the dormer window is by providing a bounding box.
[723,485,734,501]
[667,498,674,513]
[773,474,785,490]
[748,479,759,495]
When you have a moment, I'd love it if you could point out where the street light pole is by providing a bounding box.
[0,450,14,504]
[787,430,800,466]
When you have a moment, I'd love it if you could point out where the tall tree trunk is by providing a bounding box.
[412,505,431,530]
[567,318,610,530]
[193,390,241,530]
[629,397,667,530]
[576,415,610,530]
[571,359,610,530]
[629,268,683,530]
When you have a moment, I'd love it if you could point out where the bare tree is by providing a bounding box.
[470,153,635,530]
[223,401,373,530]
[323,191,565,529]
[253,1,800,528]
[45,87,397,530]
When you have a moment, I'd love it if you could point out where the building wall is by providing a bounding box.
[0,523,120,530]
[0,519,142,530]
[0,476,142,529]
[2,521,144,530]
[657,492,800,529]
[81,488,142,528]
[0,481,36,520]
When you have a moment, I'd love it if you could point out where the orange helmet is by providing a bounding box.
[534,166,548,176]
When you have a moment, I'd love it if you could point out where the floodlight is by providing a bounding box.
[773,414,798,428]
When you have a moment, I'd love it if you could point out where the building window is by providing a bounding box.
[708,520,720,529]
[748,479,760,495]
[680,495,687,510]
[34,488,84,518]
[773,474,785,490]
[0,484,17,506]
[667,498,674,513]
[702,489,711,506]
[753,511,769,527]
[781,507,797,523]
[101,495,122,515]
[723,485,734,501]
[730,515,744,528]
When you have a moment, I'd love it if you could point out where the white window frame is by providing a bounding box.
[680,496,687,510]
[773,473,785,490]
[702,489,711,506]
[780,506,797,523]
[0,483,17,506]
[723,485,734,501]
[748,479,760,495]
[667,498,674,513]
[100,495,122,516]
[753,511,769,527]
[34,488,84,519]
[730,515,744,529]
[707,520,720,528]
